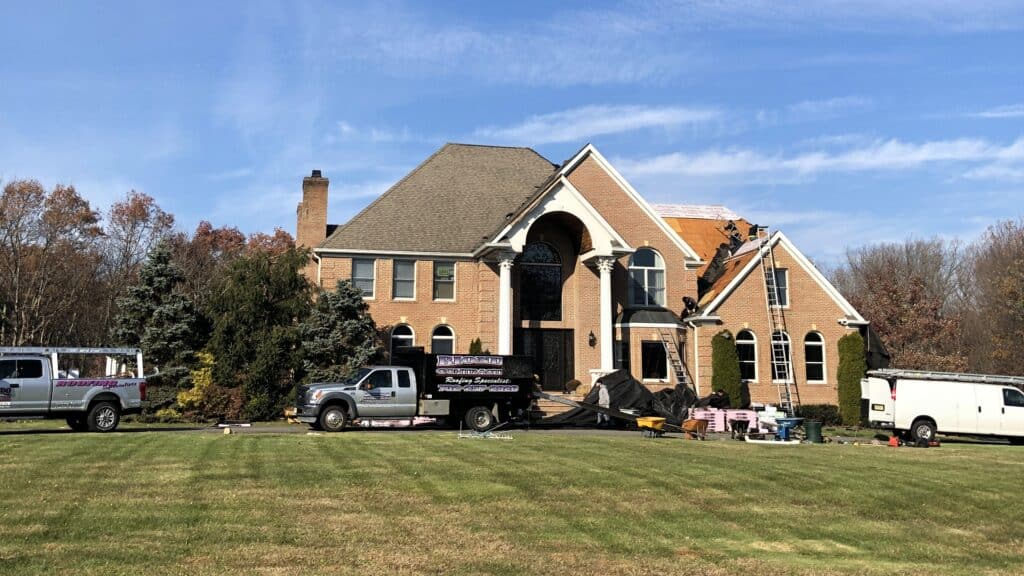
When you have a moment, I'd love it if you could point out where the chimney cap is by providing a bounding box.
[311,169,322,178]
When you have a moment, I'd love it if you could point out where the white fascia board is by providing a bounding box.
[563,144,704,264]
[774,231,867,323]
[315,248,475,259]
[489,176,634,254]
[683,315,722,324]
[698,240,770,317]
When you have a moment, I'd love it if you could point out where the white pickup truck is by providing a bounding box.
[0,347,147,432]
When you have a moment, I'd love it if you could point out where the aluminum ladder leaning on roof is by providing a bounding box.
[758,231,801,416]
[657,327,696,392]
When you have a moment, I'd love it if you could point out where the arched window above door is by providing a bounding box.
[519,241,562,321]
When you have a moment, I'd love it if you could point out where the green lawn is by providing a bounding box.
[0,429,1021,575]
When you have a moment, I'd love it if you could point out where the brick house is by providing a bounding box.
[295,143,867,407]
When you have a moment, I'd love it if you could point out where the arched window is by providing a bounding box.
[431,325,455,354]
[736,330,757,382]
[629,248,665,307]
[390,324,414,354]
[771,331,792,382]
[804,332,825,383]
[520,242,562,321]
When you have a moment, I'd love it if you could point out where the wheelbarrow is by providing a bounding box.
[637,416,667,438]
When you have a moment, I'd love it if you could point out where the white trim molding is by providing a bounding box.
[561,144,705,265]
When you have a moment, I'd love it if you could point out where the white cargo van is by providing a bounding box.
[861,369,1024,444]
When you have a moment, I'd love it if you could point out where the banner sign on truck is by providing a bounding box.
[435,355,518,392]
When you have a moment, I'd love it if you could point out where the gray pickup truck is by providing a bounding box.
[288,350,536,432]
[0,347,146,432]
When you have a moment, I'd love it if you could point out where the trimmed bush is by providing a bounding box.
[837,332,867,426]
[797,404,842,426]
[468,338,484,355]
[712,330,747,408]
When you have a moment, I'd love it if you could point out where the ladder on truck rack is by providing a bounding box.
[658,328,695,392]
[759,233,801,415]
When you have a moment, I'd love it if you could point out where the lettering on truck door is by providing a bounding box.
[357,369,395,416]
[1001,388,1024,437]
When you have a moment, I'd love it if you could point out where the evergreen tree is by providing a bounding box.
[837,331,867,426]
[711,330,747,408]
[299,280,379,383]
[113,241,200,408]
[206,247,312,420]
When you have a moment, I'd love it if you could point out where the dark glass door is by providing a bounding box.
[515,329,574,391]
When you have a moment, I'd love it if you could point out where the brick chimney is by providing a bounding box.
[296,169,329,250]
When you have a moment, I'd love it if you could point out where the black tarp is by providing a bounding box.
[541,370,698,427]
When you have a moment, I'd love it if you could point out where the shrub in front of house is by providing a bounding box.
[797,404,842,426]
[712,330,748,408]
[837,331,867,426]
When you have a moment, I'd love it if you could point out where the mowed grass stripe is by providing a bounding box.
[0,431,1022,575]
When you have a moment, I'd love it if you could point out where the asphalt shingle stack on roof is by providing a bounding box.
[321,143,557,253]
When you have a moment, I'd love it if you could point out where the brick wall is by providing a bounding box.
[693,242,859,406]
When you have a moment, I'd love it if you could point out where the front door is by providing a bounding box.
[0,358,49,414]
[1001,387,1024,437]
[515,329,574,391]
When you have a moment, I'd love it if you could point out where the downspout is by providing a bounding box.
[312,251,323,287]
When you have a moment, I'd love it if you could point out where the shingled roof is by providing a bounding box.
[320,143,557,254]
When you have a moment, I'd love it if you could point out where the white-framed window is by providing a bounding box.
[736,330,757,382]
[433,261,456,301]
[641,341,668,380]
[431,325,455,354]
[767,268,789,307]
[390,324,414,354]
[393,260,416,300]
[804,332,826,383]
[629,248,665,307]
[352,258,376,298]
[771,330,793,382]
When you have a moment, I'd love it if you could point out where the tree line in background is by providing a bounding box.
[829,219,1024,378]
[0,179,378,421]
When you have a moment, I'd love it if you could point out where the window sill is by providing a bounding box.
[392,298,416,302]
[643,378,669,383]
[432,299,457,303]
[806,381,828,385]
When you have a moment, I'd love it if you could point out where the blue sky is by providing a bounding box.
[2,1,1023,262]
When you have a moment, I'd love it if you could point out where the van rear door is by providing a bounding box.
[864,377,894,428]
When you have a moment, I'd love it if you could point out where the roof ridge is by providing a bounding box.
[321,143,456,246]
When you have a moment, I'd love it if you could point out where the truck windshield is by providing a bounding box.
[343,368,372,386]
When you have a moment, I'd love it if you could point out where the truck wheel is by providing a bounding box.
[910,419,936,443]
[319,405,348,432]
[464,406,495,432]
[66,417,88,432]
[87,402,121,432]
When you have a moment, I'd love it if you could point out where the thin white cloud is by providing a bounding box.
[968,104,1024,119]
[787,96,872,118]
[474,105,721,145]
[617,137,1024,178]
[962,163,1024,182]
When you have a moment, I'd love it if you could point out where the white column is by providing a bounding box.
[497,254,514,355]
[597,257,615,371]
